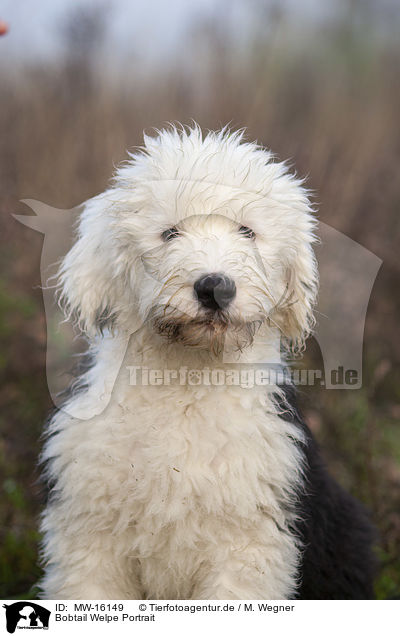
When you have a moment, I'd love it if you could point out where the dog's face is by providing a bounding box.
[59,126,318,354]
[139,213,274,352]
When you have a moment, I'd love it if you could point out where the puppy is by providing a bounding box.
[40,125,375,599]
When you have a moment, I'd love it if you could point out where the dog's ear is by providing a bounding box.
[273,224,318,353]
[58,191,127,335]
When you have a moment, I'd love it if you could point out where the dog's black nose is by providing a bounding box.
[194,273,236,311]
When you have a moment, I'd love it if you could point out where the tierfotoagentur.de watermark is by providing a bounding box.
[126,365,359,388]
[14,201,382,417]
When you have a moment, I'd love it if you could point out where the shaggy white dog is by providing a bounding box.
[40,125,324,599]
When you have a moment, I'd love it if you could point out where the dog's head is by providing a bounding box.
[59,125,317,355]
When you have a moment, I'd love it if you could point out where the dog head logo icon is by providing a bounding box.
[3,602,50,634]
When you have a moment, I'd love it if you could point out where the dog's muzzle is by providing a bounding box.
[194,273,236,311]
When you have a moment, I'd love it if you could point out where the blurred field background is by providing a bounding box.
[0,0,399,599]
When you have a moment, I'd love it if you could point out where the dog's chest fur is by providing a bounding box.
[112,381,301,517]
[77,351,303,597]
[43,334,306,598]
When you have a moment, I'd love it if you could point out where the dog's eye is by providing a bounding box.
[161,227,180,242]
[238,225,256,240]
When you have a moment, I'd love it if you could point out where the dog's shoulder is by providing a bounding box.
[277,384,376,600]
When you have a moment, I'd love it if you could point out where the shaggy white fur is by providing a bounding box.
[40,125,318,599]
